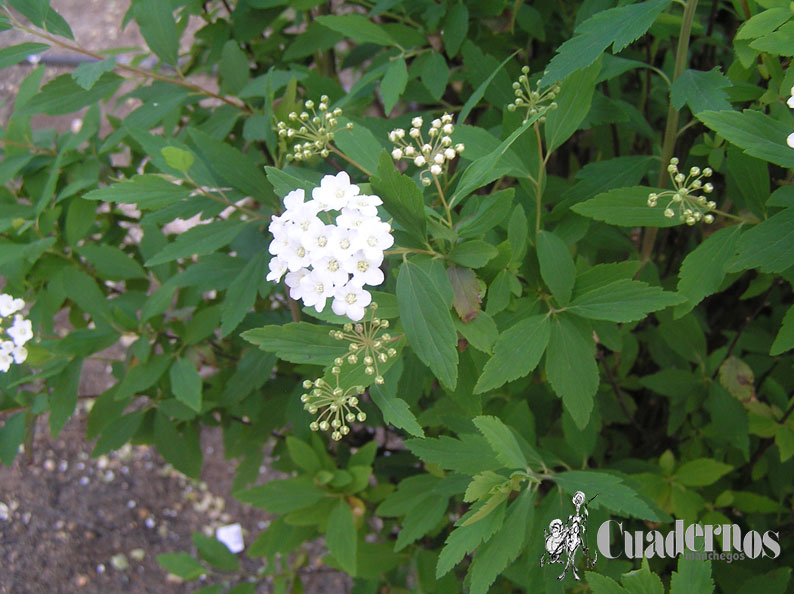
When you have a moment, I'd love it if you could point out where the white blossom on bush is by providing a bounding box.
[267,172,393,321]
[0,294,32,372]
[787,85,794,149]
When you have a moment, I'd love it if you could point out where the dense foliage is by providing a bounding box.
[0,0,793,592]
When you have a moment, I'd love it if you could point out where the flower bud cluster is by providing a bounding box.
[388,113,464,187]
[328,303,398,386]
[647,158,716,225]
[301,375,367,441]
[787,85,794,149]
[275,95,353,161]
[0,294,32,372]
[507,66,560,123]
[267,172,394,321]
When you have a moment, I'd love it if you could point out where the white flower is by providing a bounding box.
[788,132,794,149]
[344,250,385,286]
[266,257,288,282]
[312,255,349,287]
[283,188,307,211]
[788,86,794,109]
[10,344,26,364]
[391,148,403,160]
[283,203,321,238]
[0,350,11,373]
[298,270,336,313]
[284,268,310,300]
[7,315,32,346]
[301,220,335,253]
[281,240,313,272]
[430,164,442,175]
[0,294,24,318]
[347,194,383,217]
[359,221,394,260]
[331,280,372,321]
[329,226,360,261]
[312,171,359,211]
[411,116,423,128]
[336,208,375,230]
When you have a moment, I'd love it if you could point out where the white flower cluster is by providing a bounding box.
[389,114,464,186]
[648,158,716,225]
[267,172,393,321]
[0,294,32,372]
[787,86,794,149]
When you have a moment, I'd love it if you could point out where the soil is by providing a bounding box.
[0,2,351,593]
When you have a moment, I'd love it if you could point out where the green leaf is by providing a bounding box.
[327,500,358,575]
[60,267,112,326]
[192,533,239,571]
[187,128,269,201]
[283,22,344,60]
[134,0,180,65]
[265,166,317,198]
[71,58,117,91]
[568,279,685,322]
[458,51,516,126]
[675,225,742,313]
[145,220,247,267]
[241,322,348,365]
[447,266,481,321]
[370,383,424,438]
[75,245,148,281]
[397,259,458,390]
[442,3,468,57]
[545,314,598,429]
[219,40,249,94]
[474,315,550,393]
[436,499,504,578]
[727,208,794,273]
[92,411,145,457]
[83,175,191,209]
[554,471,663,520]
[7,0,73,39]
[22,72,122,115]
[674,458,733,487]
[286,437,322,473]
[161,147,195,173]
[0,413,27,466]
[221,252,267,337]
[472,415,528,470]
[587,573,628,594]
[332,119,384,177]
[750,21,794,56]
[537,230,576,305]
[153,412,202,478]
[670,554,714,594]
[736,8,791,39]
[381,57,408,115]
[49,358,83,438]
[542,0,671,84]
[169,358,202,413]
[468,489,533,594]
[395,496,448,551]
[0,42,50,69]
[315,14,395,45]
[157,552,205,580]
[419,51,450,100]
[671,68,731,114]
[457,189,514,238]
[236,477,326,514]
[771,304,794,356]
[372,152,427,241]
[544,59,601,152]
[404,434,502,476]
[455,311,498,354]
[697,110,794,169]
[572,186,681,227]
[449,241,498,269]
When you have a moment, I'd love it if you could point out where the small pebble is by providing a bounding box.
[43,459,56,472]
[79,477,89,486]
[110,554,129,571]
[130,548,145,562]
[144,517,156,529]
[58,460,68,472]
[0,502,9,521]
[96,564,105,574]
[126,500,136,509]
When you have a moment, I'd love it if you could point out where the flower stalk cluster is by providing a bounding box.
[0,294,32,372]
[275,95,352,161]
[389,114,464,186]
[648,158,716,225]
[267,172,393,321]
[507,66,560,123]
[329,303,397,385]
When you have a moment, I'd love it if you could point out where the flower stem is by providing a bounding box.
[433,174,453,228]
[640,0,699,265]
[534,121,545,234]
[329,146,373,177]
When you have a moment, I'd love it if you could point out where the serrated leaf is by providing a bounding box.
[544,59,601,152]
[75,245,148,281]
[169,358,202,412]
[0,413,27,466]
[545,314,598,429]
[372,152,427,241]
[572,186,681,227]
[697,110,794,168]
[449,241,498,269]
[71,58,117,91]
[750,21,794,56]
[241,322,348,365]
[219,40,249,94]
[395,496,448,551]
[670,554,714,594]
[370,382,424,438]
[671,68,731,114]
[8,0,73,39]
[727,208,794,273]
[674,458,733,487]
[48,358,83,438]
[447,266,481,321]
[83,175,191,209]
[473,416,528,470]
[442,3,468,57]
[22,72,122,115]
[145,220,247,266]
[554,471,663,520]
[315,14,395,45]
[542,0,671,84]
[153,412,202,478]
[771,304,794,356]
[332,118,383,178]
[537,230,576,305]
[587,573,628,593]
[468,489,533,594]
[236,477,326,514]
[436,499,504,578]
[404,434,502,475]
[455,311,498,353]
[419,51,450,100]
[161,147,195,173]
[0,42,50,70]
[326,500,357,575]
[381,57,407,115]
[156,552,205,580]
[676,225,742,313]
[568,279,684,322]
[192,533,239,571]
[458,52,515,124]
[474,315,550,393]
[397,260,458,390]
[221,252,267,337]
[134,0,180,65]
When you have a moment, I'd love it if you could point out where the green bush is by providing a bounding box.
[0,0,792,592]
